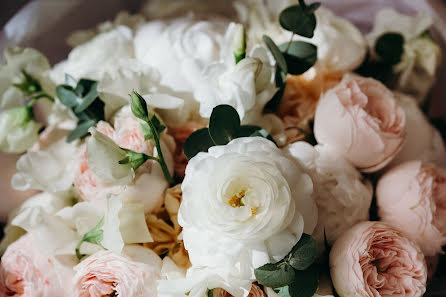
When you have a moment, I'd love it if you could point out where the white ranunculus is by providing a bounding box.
[179,137,316,280]
[49,26,135,84]
[237,3,367,72]
[285,142,373,255]
[390,92,445,168]
[133,15,229,126]
[12,137,79,192]
[0,47,50,109]
[0,107,41,153]
[86,127,135,185]
[367,9,441,103]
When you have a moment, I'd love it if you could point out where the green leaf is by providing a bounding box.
[288,234,317,271]
[263,35,288,73]
[275,286,292,297]
[279,5,317,38]
[237,125,262,137]
[66,119,96,143]
[119,148,157,171]
[255,262,296,288]
[75,217,105,260]
[288,266,319,297]
[56,85,80,108]
[184,128,215,160]
[75,78,96,96]
[375,33,404,65]
[74,81,99,113]
[208,104,241,145]
[141,115,166,140]
[305,3,321,14]
[279,41,317,75]
[130,91,149,121]
[65,74,77,88]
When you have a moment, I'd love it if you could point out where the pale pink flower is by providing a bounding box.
[330,221,427,297]
[314,74,406,172]
[377,160,446,256]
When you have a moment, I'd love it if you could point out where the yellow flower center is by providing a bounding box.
[228,189,257,215]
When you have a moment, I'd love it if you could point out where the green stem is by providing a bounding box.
[285,33,295,54]
[33,92,55,102]
[147,118,175,186]
[75,240,84,260]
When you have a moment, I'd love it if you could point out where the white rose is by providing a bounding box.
[133,15,229,126]
[390,92,445,168]
[238,4,367,72]
[0,47,50,109]
[285,142,373,255]
[0,107,41,153]
[49,26,135,84]
[12,136,79,193]
[179,137,317,279]
[367,8,441,103]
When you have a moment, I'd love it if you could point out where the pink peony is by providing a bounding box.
[314,75,406,172]
[0,234,71,297]
[72,250,159,297]
[330,221,427,297]
[377,160,446,256]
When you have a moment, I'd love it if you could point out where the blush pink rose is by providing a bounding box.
[0,234,72,297]
[376,160,446,256]
[72,250,159,297]
[330,221,427,297]
[314,74,406,172]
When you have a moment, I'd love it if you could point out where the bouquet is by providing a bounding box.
[0,0,445,296]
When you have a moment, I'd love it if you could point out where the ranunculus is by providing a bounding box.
[367,8,441,103]
[377,160,446,256]
[74,106,174,213]
[330,221,427,297]
[285,142,372,254]
[314,74,406,172]
[0,106,41,153]
[72,246,161,297]
[133,15,229,126]
[179,137,317,281]
[237,4,367,72]
[389,92,445,168]
[0,47,50,110]
[0,234,73,297]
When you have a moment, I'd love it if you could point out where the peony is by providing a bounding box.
[72,246,161,297]
[0,234,73,297]
[389,92,445,168]
[330,221,427,297]
[179,137,317,280]
[314,74,406,172]
[376,160,446,256]
[285,142,373,254]
[367,9,441,103]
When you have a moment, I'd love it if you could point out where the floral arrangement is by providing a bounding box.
[0,0,445,297]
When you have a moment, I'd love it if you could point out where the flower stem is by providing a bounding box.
[285,33,294,54]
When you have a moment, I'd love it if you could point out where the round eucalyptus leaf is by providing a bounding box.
[184,128,215,160]
[375,33,404,65]
[279,41,317,75]
[288,234,317,270]
[56,85,80,108]
[255,262,296,288]
[279,5,316,38]
[263,35,288,73]
[209,105,241,145]
[288,266,319,297]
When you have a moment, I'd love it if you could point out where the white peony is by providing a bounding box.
[12,136,79,192]
[179,137,317,281]
[285,142,373,255]
[367,8,441,103]
[133,15,229,126]
[0,106,41,153]
[237,3,367,72]
[390,92,445,168]
[0,47,50,109]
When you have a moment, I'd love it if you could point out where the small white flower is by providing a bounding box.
[0,107,41,153]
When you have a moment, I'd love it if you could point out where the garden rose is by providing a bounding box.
[0,234,73,297]
[179,137,317,279]
[286,142,372,254]
[377,160,446,256]
[314,74,406,172]
[330,221,427,297]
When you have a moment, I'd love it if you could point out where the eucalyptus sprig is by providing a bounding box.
[183,104,275,160]
[56,74,105,142]
[13,70,54,103]
[254,234,319,297]
[75,217,105,260]
[129,91,175,186]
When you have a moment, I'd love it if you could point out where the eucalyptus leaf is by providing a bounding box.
[184,128,216,160]
[305,3,321,14]
[74,82,99,113]
[65,73,77,88]
[375,33,404,65]
[76,79,96,96]
[66,119,96,143]
[56,85,80,108]
[209,104,241,145]
[255,262,296,288]
[288,266,319,297]
[263,35,288,73]
[275,286,291,297]
[279,5,316,38]
[279,41,317,75]
[237,125,262,137]
[288,234,317,271]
